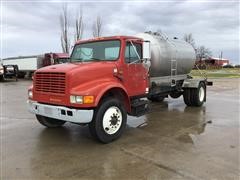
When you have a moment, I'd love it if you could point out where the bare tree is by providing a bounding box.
[60,5,70,53]
[75,8,84,42]
[196,46,212,61]
[92,15,102,37]
[183,33,195,48]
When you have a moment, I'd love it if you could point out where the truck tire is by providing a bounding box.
[0,74,5,82]
[89,98,127,143]
[183,88,192,106]
[183,82,206,107]
[36,115,66,128]
[148,95,164,102]
[0,75,4,82]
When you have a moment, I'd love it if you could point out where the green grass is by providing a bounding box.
[190,68,240,78]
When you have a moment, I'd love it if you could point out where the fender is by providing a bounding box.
[70,78,131,111]
[182,78,206,88]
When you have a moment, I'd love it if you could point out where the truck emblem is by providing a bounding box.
[50,98,61,102]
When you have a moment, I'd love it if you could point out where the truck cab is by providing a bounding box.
[42,53,69,67]
[28,36,150,143]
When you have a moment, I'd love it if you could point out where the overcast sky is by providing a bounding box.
[1,0,239,63]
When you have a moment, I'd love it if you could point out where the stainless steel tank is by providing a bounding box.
[135,33,196,78]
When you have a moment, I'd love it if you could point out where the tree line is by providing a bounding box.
[60,5,102,54]
[59,4,212,60]
[183,33,212,61]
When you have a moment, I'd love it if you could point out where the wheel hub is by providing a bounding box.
[102,106,122,135]
[110,113,119,125]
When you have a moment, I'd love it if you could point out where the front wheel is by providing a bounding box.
[36,115,66,128]
[89,98,127,143]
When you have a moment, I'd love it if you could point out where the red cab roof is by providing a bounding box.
[75,36,142,45]
[45,53,69,59]
[53,53,69,58]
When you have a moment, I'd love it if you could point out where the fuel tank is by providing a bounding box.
[135,33,196,77]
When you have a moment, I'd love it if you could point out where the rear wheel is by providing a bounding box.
[183,82,206,107]
[89,98,127,143]
[36,115,66,128]
[183,88,192,106]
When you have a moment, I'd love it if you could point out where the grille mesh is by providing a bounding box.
[35,72,66,94]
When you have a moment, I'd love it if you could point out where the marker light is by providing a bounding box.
[28,90,33,99]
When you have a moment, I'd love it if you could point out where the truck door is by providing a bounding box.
[123,41,148,97]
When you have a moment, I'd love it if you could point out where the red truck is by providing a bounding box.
[3,53,69,78]
[28,32,211,143]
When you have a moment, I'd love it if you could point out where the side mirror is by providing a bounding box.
[143,41,151,60]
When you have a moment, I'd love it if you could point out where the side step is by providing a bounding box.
[129,100,149,117]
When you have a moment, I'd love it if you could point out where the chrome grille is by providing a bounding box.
[35,72,66,94]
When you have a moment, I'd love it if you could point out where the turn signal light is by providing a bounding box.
[83,96,94,104]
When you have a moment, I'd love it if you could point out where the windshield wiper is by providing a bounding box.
[83,57,102,62]
[89,57,102,61]
[71,57,103,63]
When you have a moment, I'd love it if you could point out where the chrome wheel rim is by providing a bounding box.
[102,106,122,135]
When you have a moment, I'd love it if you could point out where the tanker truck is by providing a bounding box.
[28,32,212,143]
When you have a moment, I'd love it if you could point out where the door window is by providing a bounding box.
[125,42,142,63]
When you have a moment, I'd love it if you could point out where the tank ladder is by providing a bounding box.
[170,59,177,86]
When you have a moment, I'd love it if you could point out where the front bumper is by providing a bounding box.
[28,100,93,123]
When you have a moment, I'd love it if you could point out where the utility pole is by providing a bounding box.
[220,51,223,68]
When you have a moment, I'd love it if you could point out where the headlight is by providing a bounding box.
[70,95,83,104]
[76,96,83,103]
[28,90,33,99]
[70,95,94,104]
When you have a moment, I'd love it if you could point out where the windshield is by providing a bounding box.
[70,40,120,62]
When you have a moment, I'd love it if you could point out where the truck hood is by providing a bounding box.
[36,62,117,88]
[37,62,116,73]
